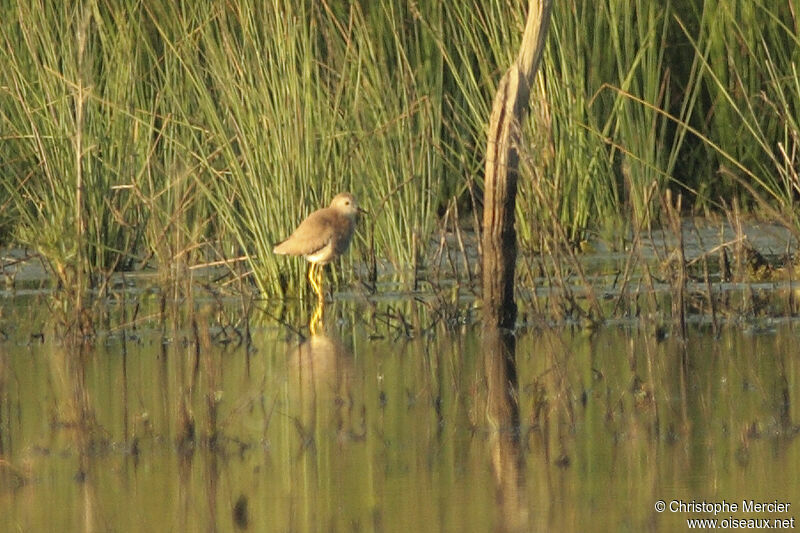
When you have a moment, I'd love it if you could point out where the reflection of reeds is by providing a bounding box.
[48,343,104,531]
[0,350,31,490]
[1,291,798,530]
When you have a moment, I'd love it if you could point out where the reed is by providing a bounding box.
[678,0,800,225]
[142,0,448,295]
[0,1,158,290]
[516,0,714,249]
[517,1,620,246]
[1,0,799,300]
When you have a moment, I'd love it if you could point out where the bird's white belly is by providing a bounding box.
[305,241,336,265]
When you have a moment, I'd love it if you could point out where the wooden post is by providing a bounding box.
[482,0,552,329]
[480,5,552,523]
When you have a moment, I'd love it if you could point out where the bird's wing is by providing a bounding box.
[272,210,334,256]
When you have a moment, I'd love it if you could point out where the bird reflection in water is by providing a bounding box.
[286,327,363,450]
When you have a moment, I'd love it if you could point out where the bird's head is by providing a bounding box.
[330,192,367,218]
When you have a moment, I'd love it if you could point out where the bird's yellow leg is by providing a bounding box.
[308,263,320,297]
[307,263,326,305]
[309,298,324,335]
[315,265,325,304]
[308,264,324,334]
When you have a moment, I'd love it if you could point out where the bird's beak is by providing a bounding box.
[358,207,369,215]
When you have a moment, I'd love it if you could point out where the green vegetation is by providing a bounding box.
[1,0,798,297]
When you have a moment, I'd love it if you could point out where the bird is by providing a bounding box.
[273,192,364,302]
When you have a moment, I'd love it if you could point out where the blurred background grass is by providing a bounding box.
[1,0,798,297]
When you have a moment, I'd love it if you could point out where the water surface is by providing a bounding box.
[1,294,798,532]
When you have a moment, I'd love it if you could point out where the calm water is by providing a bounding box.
[0,294,799,532]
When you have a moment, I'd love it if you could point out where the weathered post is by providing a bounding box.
[481,4,553,526]
[482,0,552,329]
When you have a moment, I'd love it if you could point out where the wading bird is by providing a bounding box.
[273,192,364,303]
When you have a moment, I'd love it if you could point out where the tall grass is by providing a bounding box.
[129,0,445,296]
[679,0,800,226]
[144,1,335,297]
[1,0,799,301]
[518,0,620,245]
[516,0,712,247]
[0,0,157,290]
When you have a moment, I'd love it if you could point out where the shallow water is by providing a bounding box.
[1,293,798,532]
